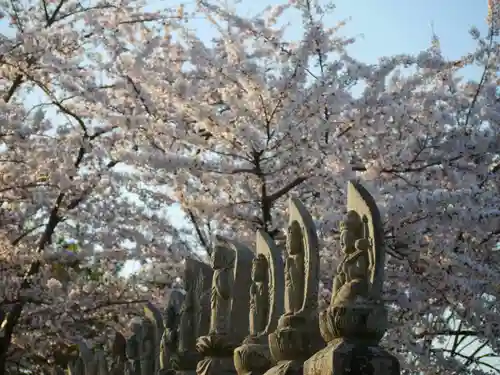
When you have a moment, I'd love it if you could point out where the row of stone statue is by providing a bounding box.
[56,181,401,375]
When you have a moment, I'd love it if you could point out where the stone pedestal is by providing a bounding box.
[263,314,323,375]
[171,350,203,375]
[234,335,274,375]
[196,334,238,375]
[158,369,177,375]
[304,304,400,375]
[305,339,399,375]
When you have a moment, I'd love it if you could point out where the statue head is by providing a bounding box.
[287,221,304,255]
[251,254,268,282]
[129,318,143,336]
[340,211,363,254]
[211,244,235,269]
[168,289,185,314]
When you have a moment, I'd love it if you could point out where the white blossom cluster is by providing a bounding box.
[0,0,499,373]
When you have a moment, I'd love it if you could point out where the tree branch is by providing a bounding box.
[186,209,211,256]
[266,176,308,204]
[414,329,478,339]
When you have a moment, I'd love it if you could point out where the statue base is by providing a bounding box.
[196,334,238,375]
[263,314,324,375]
[304,303,400,375]
[234,335,274,375]
[320,303,388,342]
[303,338,400,375]
[172,350,203,375]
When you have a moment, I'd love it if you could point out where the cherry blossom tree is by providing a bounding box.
[108,0,499,373]
[1,0,499,373]
[0,0,191,373]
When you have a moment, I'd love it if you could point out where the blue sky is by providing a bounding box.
[146,0,494,95]
[155,0,491,72]
[1,0,490,56]
[329,0,488,63]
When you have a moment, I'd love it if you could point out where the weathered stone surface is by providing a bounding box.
[234,230,285,375]
[264,198,324,375]
[304,181,400,375]
[126,317,156,375]
[144,302,166,375]
[160,287,185,371]
[173,259,213,375]
[196,237,253,375]
[181,259,213,344]
[303,339,400,375]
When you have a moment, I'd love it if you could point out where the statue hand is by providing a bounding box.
[345,249,363,263]
[355,238,370,250]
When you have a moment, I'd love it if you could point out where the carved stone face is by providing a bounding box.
[287,221,304,255]
[340,211,363,254]
[211,245,234,269]
[251,254,268,282]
